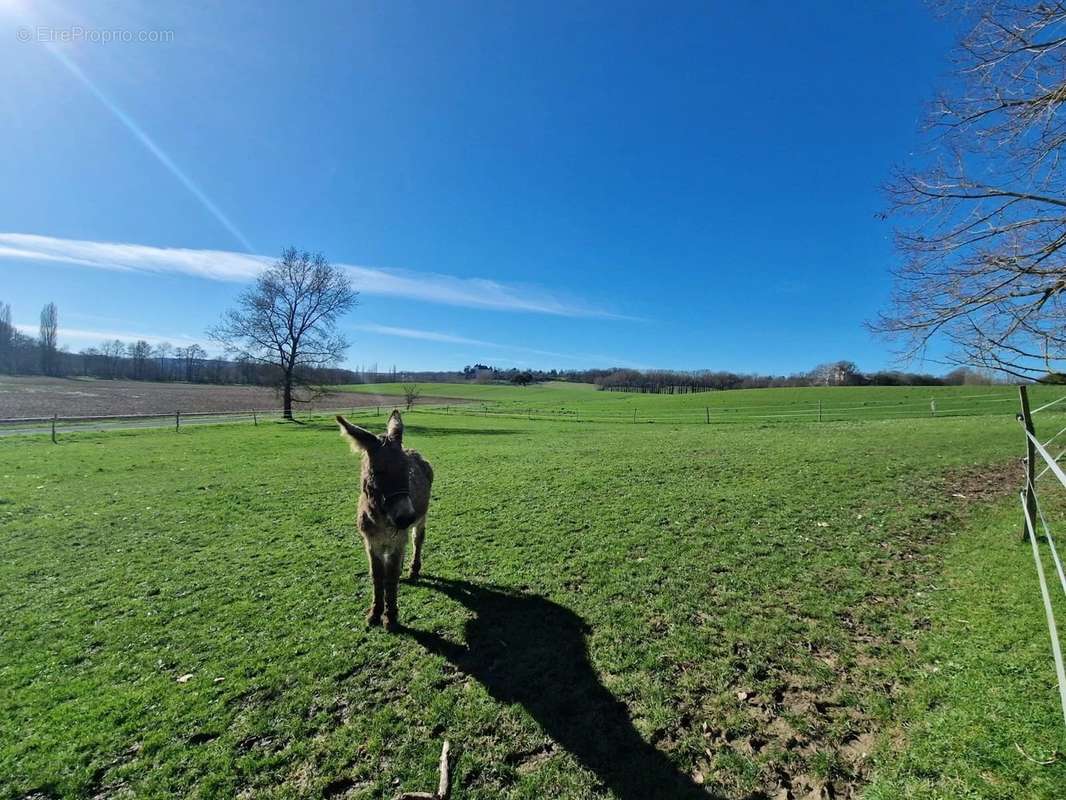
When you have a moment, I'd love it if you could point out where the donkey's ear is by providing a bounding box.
[385,409,404,444]
[336,415,379,452]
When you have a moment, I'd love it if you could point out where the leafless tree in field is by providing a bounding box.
[401,383,422,410]
[875,1,1066,380]
[39,302,58,376]
[210,247,357,419]
[0,301,13,374]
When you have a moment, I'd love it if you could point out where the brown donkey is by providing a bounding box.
[336,410,433,631]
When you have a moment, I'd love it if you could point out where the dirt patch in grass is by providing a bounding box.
[938,459,1022,505]
[701,672,884,798]
[321,776,368,798]
[506,743,557,774]
[684,460,1021,800]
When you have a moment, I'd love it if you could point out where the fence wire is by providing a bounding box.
[0,405,388,437]
[1020,491,1066,727]
[1032,394,1066,415]
[1019,392,1066,728]
[2,389,1062,437]
[1030,477,1066,602]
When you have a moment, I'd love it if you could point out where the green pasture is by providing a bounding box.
[339,381,1065,424]
[2,386,1065,799]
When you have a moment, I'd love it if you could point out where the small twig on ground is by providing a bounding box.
[1015,742,1058,765]
[396,740,452,800]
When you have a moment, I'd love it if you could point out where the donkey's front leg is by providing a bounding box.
[366,548,385,627]
[382,549,404,632]
[409,516,427,579]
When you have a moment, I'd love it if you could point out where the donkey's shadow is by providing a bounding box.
[403,576,713,799]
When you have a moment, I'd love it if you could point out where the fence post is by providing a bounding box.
[705,406,710,424]
[176,410,180,432]
[634,408,637,424]
[1019,385,1038,541]
[818,400,822,423]
[51,413,57,444]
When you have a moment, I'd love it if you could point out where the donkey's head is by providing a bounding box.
[336,410,418,529]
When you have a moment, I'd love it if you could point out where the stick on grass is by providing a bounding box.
[396,740,451,800]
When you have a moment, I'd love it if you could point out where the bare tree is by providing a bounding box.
[401,383,422,410]
[154,342,173,380]
[180,344,206,382]
[875,1,1066,380]
[79,346,101,377]
[809,361,861,387]
[210,247,357,419]
[127,340,153,379]
[0,301,13,374]
[235,352,257,383]
[39,302,58,376]
[102,339,125,379]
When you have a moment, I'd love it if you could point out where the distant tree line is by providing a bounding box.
[346,364,538,384]
[348,361,1008,389]
[358,361,1006,389]
[0,300,358,386]
[0,300,1013,392]
[593,361,1006,393]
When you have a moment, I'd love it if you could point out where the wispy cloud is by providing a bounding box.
[352,322,639,366]
[353,322,495,348]
[0,233,634,319]
[0,234,267,281]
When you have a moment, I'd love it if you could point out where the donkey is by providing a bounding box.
[336,410,433,631]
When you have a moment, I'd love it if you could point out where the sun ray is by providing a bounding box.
[42,43,254,252]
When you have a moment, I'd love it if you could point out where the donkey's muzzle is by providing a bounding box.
[386,495,418,530]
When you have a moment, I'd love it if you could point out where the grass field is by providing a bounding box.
[338,381,1066,424]
[2,385,1065,799]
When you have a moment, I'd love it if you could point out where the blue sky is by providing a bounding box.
[0,1,956,374]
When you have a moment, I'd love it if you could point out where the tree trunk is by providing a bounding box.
[283,373,293,420]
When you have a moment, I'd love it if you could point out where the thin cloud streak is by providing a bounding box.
[352,322,641,367]
[0,234,268,281]
[343,267,635,319]
[0,233,635,319]
[353,322,493,348]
